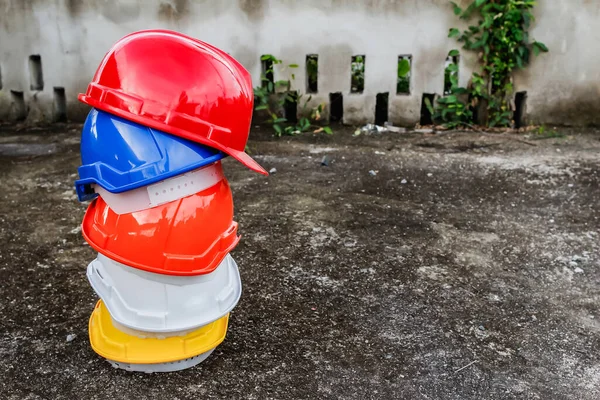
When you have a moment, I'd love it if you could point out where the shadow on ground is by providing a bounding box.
[1,124,599,399]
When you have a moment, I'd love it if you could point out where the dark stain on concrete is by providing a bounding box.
[231,45,259,77]
[389,99,420,127]
[99,2,141,24]
[582,0,600,14]
[174,0,190,13]
[65,0,86,17]
[0,0,41,40]
[277,0,449,15]
[531,85,600,127]
[157,0,190,21]
[238,0,266,22]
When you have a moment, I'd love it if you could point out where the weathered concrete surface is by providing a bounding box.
[3,0,599,126]
[1,124,600,399]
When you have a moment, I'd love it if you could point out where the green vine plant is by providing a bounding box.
[443,51,460,95]
[253,54,332,137]
[427,0,549,129]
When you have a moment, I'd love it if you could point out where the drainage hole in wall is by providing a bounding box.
[284,90,298,123]
[397,55,412,95]
[443,50,459,95]
[375,92,389,126]
[261,54,275,93]
[10,91,27,121]
[420,93,436,126]
[351,55,365,93]
[29,55,44,91]
[306,54,318,93]
[329,92,343,122]
[53,87,67,122]
[514,91,527,129]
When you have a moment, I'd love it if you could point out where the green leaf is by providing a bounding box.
[522,10,531,28]
[448,49,460,57]
[475,0,486,6]
[273,117,287,123]
[533,41,549,52]
[288,64,299,68]
[273,124,282,135]
[323,126,333,134]
[479,30,490,45]
[300,118,311,131]
[255,104,269,111]
[482,13,493,29]
[452,87,468,95]
[449,28,460,38]
[424,98,435,115]
[397,59,411,77]
[514,30,523,42]
[450,1,462,15]
[472,38,486,49]
[462,2,479,18]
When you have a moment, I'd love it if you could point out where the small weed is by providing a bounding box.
[532,126,566,140]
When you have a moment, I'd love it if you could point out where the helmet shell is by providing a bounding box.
[86,253,241,333]
[78,29,267,175]
[82,178,240,276]
[75,108,225,202]
[89,300,229,364]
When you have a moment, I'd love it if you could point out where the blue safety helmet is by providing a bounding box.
[74,108,226,202]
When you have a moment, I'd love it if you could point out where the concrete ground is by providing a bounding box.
[1,123,599,400]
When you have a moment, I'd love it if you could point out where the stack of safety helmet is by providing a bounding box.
[73,30,268,373]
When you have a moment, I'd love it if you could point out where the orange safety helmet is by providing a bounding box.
[81,179,240,276]
[78,29,267,176]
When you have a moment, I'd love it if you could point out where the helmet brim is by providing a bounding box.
[89,300,228,364]
[226,147,269,176]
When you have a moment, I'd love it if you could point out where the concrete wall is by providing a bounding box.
[0,0,597,126]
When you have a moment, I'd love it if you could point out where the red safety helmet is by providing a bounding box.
[78,29,267,176]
